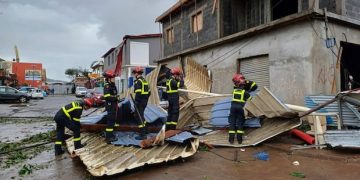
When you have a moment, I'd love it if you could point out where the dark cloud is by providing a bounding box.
[0,0,176,80]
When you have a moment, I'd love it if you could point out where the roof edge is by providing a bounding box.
[155,0,190,22]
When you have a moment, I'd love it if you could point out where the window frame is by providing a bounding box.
[166,26,175,44]
[191,10,203,33]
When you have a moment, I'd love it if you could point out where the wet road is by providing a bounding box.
[0,95,78,117]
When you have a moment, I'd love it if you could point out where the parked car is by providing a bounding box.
[86,88,105,107]
[29,88,44,99]
[75,87,88,97]
[18,86,35,96]
[0,86,30,103]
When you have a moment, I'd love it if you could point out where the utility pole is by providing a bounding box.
[32,64,35,87]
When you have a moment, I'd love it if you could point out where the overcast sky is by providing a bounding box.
[0,0,176,81]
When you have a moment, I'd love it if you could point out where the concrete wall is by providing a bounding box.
[162,0,218,57]
[310,19,360,95]
[344,0,360,20]
[162,18,360,105]
[124,37,161,66]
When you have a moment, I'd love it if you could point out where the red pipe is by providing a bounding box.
[290,129,315,145]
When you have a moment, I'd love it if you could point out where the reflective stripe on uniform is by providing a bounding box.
[138,124,145,128]
[114,123,120,127]
[228,130,236,134]
[139,79,149,95]
[106,128,113,132]
[250,81,256,89]
[73,118,80,122]
[55,141,62,145]
[237,130,245,134]
[104,94,111,97]
[166,79,179,93]
[73,137,81,141]
[62,102,82,120]
[232,89,245,103]
[166,121,177,125]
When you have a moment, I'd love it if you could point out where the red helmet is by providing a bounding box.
[83,98,93,107]
[103,70,115,78]
[132,66,144,74]
[232,74,245,84]
[171,67,182,75]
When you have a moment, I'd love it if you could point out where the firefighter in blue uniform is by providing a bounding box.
[54,98,93,155]
[239,73,258,92]
[103,70,119,143]
[228,74,252,144]
[165,67,184,130]
[132,66,150,140]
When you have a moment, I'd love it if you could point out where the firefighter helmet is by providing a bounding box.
[170,67,182,75]
[232,74,245,84]
[132,66,144,74]
[83,98,93,107]
[103,70,115,78]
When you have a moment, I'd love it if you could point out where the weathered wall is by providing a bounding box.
[161,18,360,105]
[186,21,314,105]
[344,0,360,20]
[124,37,162,66]
[319,0,337,13]
[162,0,218,57]
[310,19,360,95]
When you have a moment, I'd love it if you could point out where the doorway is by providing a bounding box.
[340,42,360,91]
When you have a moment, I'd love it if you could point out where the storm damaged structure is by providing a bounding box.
[156,0,360,105]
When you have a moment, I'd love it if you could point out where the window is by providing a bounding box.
[0,87,5,93]
[191,11,203,33]
[166,27,174,44]
[6,87,16,93]
[112,53,115,64]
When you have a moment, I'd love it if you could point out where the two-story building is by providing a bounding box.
[156,0,360,105]
[102,34,162,94]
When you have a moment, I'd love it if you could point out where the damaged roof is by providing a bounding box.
[66,133,199,176]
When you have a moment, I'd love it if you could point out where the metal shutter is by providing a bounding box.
[239,55,270,89]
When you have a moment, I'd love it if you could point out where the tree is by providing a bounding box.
[65,68,80,81]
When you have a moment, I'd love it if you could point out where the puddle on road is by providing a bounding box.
[0,118,54,142]
[0,145,89,180]
[9,104,29,107]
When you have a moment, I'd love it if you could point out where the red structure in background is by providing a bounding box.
[12,62,43,87]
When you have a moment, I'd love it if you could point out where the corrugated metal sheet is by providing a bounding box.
[201,87,301,147]
[245,87,297,118]
[209,97,261,127]
[183,57,212,100]
[240,55,270,89]
[111,132,156,146]
[66,133,199,176]
[324,130,360,148]
[166,131,193,143]
[200,118,301,147]
[191,127,213,135]
[80,103,167,125]
[305,95,360,127]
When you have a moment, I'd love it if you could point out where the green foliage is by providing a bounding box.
[198,144,209,152]
[0,131,55,168]
[18,164,41,176]
[290,172,306,178]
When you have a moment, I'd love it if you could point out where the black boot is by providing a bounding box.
[135,128,148,140]
[55,145,65,156]
[74,141,86,150]
[228,134,235,144]
[237,134,243,144]
[105,133,117,144]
